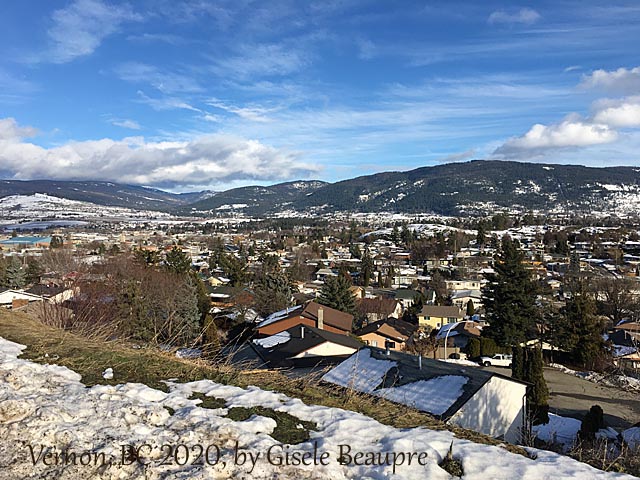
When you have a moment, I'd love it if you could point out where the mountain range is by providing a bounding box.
[2,161,640,217]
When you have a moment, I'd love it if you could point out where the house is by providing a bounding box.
[417,305,464,330]
[256,301,353,336]
[25,284,74,304]
[0,289,44,308]
[355,317,417,351]
[357,297,403,324]
[323,347,528,443]
[451,289,483,312]
[433,321,482,358]
[315,268,337,281]
[393,289,422,310]
[250,324,363,368]
[392,268,418,288]
[446,279,482,291]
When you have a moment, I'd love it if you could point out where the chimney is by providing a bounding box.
[418,355,422,370]
[317,307,324,330]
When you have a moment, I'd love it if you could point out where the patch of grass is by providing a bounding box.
[188,392,226,409]
[227,406,316,444]
[0,309,527,456]
[439,442,464,477]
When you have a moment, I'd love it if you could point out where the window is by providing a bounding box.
[371,340,378,347]
[447,317,457,323]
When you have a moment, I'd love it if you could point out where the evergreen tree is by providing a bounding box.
[525,347,549,425]
[360,247,374,287]
[400,224,413,245]
[220,254,248,287]
[391,225,400,244]
[4,257,26,288]
[253,270,293,317]
[25,257,43,285]
[165,246,192,274]
[466,299,475,317]
[511,345,525,381]
[349,243,362,259]
[579,405,605,442]
[561,280,606,368]
[476,222,486,246]
[189,271,212,326]
[49,236,63,249]
[482,236,538,347]
[318,275,356,316]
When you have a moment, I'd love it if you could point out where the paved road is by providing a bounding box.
[484,366,640,429]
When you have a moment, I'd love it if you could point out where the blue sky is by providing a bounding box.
[1,1,640,191]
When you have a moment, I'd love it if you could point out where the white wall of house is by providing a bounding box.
[447,376,527,443]
[293,342,358,358]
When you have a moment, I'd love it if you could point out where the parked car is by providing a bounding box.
[479,353,512,367]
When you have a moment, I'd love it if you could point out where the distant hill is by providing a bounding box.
[3,161,640,217]
[0,180,212,211]
[294,160,640,216]
[178,180,328,215]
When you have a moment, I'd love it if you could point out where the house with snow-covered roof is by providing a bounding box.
[322,347,528,443]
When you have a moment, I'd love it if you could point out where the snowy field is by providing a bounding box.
[0,336,636,479]
[550,363,640,394]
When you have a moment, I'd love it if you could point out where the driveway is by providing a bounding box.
[483,366,640,429]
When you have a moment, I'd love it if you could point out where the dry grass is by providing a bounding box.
[0,308,527,456]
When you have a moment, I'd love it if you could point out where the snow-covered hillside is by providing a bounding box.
[0,193,172,223]
[0,337,634,479]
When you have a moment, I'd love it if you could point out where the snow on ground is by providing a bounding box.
[550,364,640,394]
[533,414,581,450]
[622,427,640,450]
[0,193,172,223]
[439,358,480,367]
[0,336,636,479]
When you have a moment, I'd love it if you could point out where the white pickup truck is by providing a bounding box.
[479,353,512,368]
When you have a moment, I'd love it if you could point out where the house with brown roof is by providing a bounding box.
[417,305,464,330]
[357,297,403,324]
[355,317,417,351]
[256,301,353,336]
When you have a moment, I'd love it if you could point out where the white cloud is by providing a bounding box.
[47,0,141,63]
[435,149,476,164]
[207,99,272,122]
[0,118,38,141]
[592,97,640,128]
[494,118,617,157]
[111,119,141,130]
[580,67,640,94]
[115,62,202,94]
[212,43,309,79]
[356,38,376,60]
[0,118,318,189]
[136,90,201,112]
[487,8,540,25]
